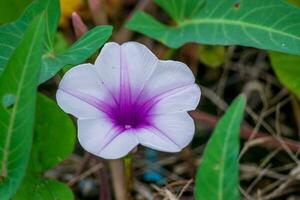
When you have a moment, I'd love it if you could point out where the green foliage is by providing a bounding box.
[14,94,76,199]
[0,0,58,76]
[0,0,32,24]
[53,32,70,54]
[14,176,74,200]
[0,14,46,200]
[269,52,300,99]
[265,0,300,100]
[198,45,225,68]
[287,0,300,7]
[40,25,113,83]
[0,0,113,83]
[195,95,246,200]
[127,0,300,55]
[31,94,76,173]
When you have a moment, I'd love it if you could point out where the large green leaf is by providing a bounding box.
[269,52,300,99]
[0,15,45,200]
[40,25,113,83]
[195,95,246,200]
[127,0,300,55]
[14,94,75,199]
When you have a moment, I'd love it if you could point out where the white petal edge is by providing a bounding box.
[150,84,201,114]
[78,118,139,159]
[56,64,110,119]
[137,113,195,152]
[141,60,196,101]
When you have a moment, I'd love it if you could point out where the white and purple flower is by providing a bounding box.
[56,42,201,159]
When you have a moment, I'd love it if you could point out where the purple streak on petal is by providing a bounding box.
[136,84,195,116]
[104,46,153,129]
[97,126,126,154]
[59,88,112,114]
[146,126,181,149]
[119,46,132,123]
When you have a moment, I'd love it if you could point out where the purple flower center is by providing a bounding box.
[107,99,153,129]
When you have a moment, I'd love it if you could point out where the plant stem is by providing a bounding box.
[109,159,128,200]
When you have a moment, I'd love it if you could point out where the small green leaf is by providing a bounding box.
[39,25,113,84]
[195,95,246,200]
[0,14,45,200]
[198,45,225,68]
[14,94,75,200]
[269,52,300,99]
[127,0,300,55]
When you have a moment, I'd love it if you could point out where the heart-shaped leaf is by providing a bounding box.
[127,0,300,55]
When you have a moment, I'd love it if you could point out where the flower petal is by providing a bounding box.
[150,84,201,114]
[56,64,111,119]
[141,60,196,101]
[94,42,158,99]
[121,42,158,96]
[137,113,195,152]
[78,118,139,159]
[94,42,121,96]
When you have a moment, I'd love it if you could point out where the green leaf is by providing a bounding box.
[30,93,76,173]
[0,0,112,83]
[269,52,300,99]
[0,0,33,24]
[31,93,75,173]
[0,14,45,200]
[53,32,70,54]
[287,0,300,7]
[0,0,59,76]
[39,25,113,83]
[198,45,225,68]
[127,0,300,55]
[195,95,246,200]
[14,94,75,200]
[14,175,74,200]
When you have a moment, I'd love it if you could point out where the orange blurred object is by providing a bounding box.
[59,0,84,27]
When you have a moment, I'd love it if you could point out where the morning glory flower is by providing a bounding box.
[56,42,201,159]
